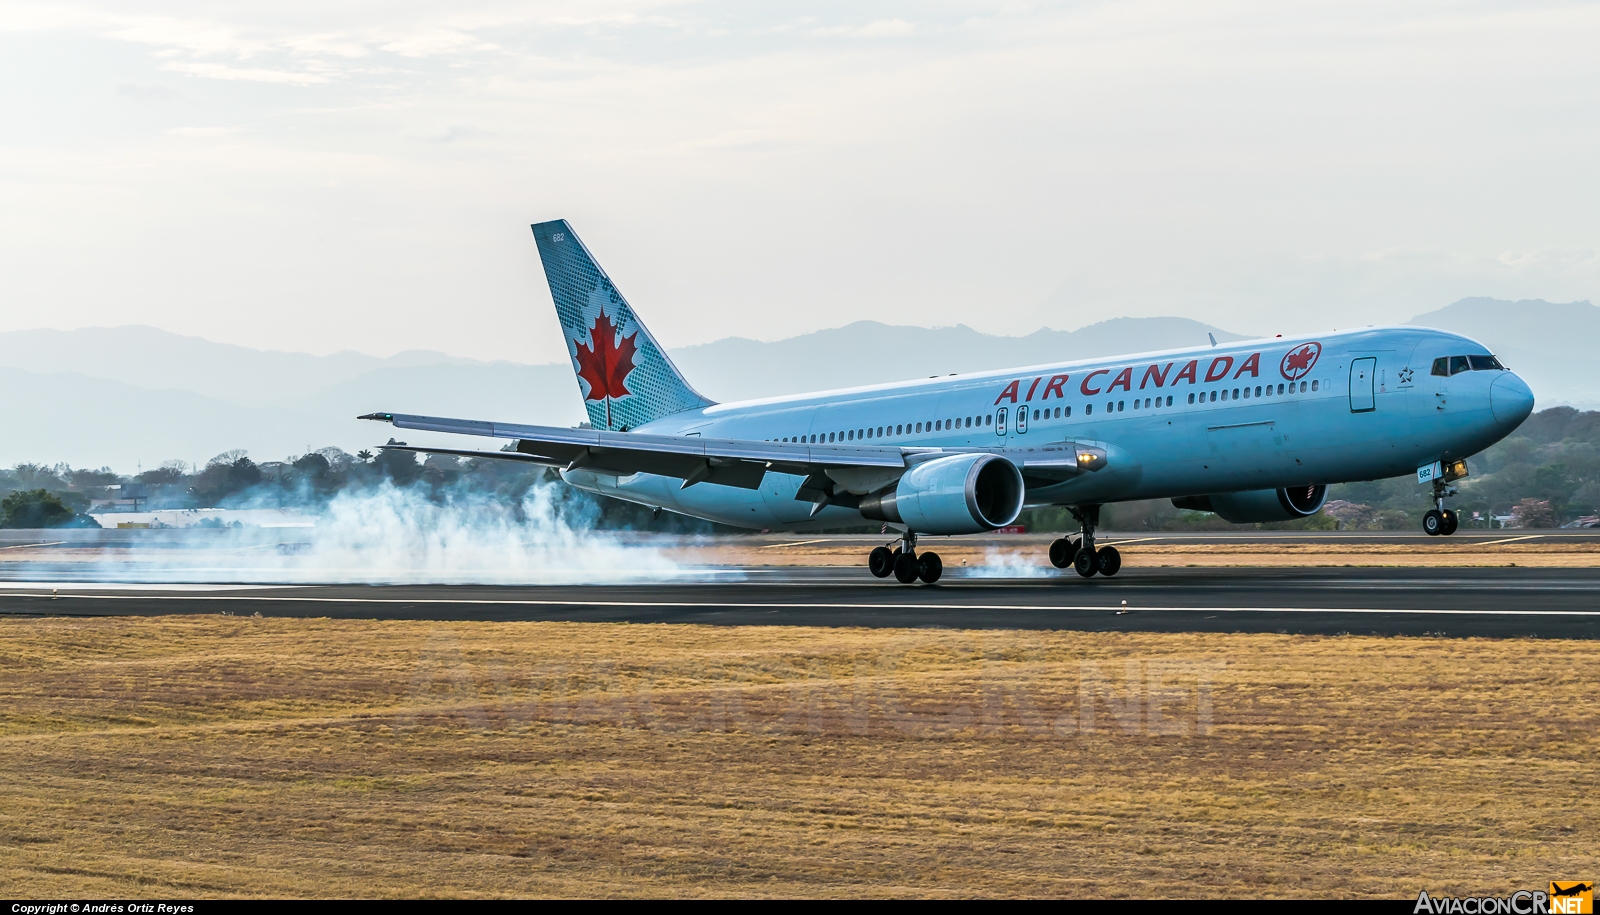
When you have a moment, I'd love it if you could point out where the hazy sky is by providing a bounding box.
[2,0,1597,365]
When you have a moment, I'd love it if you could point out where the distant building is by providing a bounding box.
[87,508,315,529]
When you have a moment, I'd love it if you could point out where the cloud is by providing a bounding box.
[161,61,333,85]
[1,1,1597,361]
[117,82,181,101]
[841,18,916,38]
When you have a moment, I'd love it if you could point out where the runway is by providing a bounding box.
[3,566,1597,638]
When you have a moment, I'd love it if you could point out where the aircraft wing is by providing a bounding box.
[359,411,909,490]
[358,411,1107,492]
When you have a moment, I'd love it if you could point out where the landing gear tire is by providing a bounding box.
[868,546,894,578]
[1423,509,1444,536]
[1073,548,1098,578]
[918,551,943,584]
[1049,537,1079,569]
[1440,509,1459,536]
[1096,546,1122,577]
[893,551,921,584]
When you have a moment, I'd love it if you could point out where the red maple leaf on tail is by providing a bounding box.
[574,311,638,402]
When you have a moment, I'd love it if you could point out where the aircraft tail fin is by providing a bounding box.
[532,219,713,430]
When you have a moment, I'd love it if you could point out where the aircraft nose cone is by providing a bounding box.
[1490,373,1535,427]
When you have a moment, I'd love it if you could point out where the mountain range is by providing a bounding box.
[2,299,1593,469]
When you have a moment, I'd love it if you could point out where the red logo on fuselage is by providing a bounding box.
[1280,342,1322,381]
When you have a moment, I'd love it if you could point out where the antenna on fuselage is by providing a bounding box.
[1208,333,1218,347]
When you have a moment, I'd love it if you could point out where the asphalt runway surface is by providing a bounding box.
[3,567,1597,639]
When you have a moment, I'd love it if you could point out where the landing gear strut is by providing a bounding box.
[868,531,941,584]
[1049,505,1121,577]
[1423,479,1460,537]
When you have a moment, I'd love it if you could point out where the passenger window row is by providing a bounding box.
[765,378,1322,443]
[777,413,998,444]
[1432,355,1505,376]
[1187,380,1314,404]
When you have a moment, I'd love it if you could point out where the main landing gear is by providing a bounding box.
[868,531,942,584]
[1422,478,1460,537]
[1048,505,1121,577]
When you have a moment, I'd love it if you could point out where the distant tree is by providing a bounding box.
[1,489,73,528]
[10,463,67,491]
[376,446,421,486]
[356,450,374,463]
[191,454,261,506]
[315,447,355,471]
[67,467,121,489]
[292,452,331,478]
[227,456,261,491]
[1573,481,1600,514]
[1511,498,1556,529]
[1375,509,1413,530]
[138,461,188,485]
[1322,500,1376,530]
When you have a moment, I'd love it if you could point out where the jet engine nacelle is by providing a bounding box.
[860,453,1024,535]
[1171,484,1328,524]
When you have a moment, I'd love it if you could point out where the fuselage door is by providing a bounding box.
[995,407,1008,436]
[1349,357,1376,413]
[1015,405,1029,435]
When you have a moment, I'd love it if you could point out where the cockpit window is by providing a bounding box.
[1431,357,1449,377]
[1469,355,1504,371]
[1449,355,1470,375]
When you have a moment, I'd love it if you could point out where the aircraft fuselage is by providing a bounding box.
[562,325,1534,531]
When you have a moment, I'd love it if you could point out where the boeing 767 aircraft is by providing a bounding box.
[360,219,1536,583]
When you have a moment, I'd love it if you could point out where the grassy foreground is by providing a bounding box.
[0,616,1593,897]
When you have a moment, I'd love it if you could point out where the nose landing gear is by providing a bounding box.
[1049,506,1121,577]
[1423,507,1459,536]
[1423,479,1460,536]
[868,532,941,584]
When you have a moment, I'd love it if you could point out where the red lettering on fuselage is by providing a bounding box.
[1080,369,1110,395]
[1042,374,1069,399]
[995,379,1020,404]
[1108,367,1133,393]
[1140,363,1173,389]
[1233,352,1261,379]
[1025,377,1042,401]
[1174,360,1199,384]
[1204,356,1234,382]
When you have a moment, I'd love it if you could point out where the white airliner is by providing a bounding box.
[361,219,1536,583]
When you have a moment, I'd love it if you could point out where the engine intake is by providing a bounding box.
[860,453,1024,534]
[1172,484,1328,524]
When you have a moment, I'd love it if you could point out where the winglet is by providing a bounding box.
[358,413,395,422]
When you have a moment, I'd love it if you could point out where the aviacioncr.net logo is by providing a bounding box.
[1414,882,1592,914]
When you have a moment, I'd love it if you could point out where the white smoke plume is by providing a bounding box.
[18,480,719,585]
[961,547,1053,579]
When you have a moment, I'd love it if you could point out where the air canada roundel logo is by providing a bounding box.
[1280,341,1322,381]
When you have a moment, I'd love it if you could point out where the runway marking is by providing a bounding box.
[1471,535,1545,546]
[0,541,65,551]
[2,591,1598,617]
[756,539,836,549]
[1099,537,1163,546]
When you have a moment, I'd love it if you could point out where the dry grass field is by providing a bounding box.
[0,615,1594,898]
